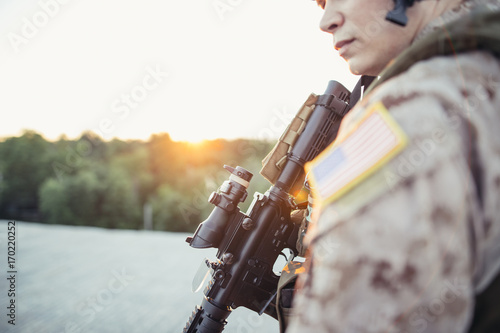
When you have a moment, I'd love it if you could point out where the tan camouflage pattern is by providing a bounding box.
[287,1,500,332]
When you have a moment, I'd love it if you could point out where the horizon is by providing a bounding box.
[0,128,278,144]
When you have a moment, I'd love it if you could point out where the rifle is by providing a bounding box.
[183,80,351,333]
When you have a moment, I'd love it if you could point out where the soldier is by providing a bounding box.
[287,0,500,332]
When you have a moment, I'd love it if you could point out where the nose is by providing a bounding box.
[319,4,344,33]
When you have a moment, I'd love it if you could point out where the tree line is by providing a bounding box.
[0,130,274,232]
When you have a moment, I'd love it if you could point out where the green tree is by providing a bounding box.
[108,144,154,206]
[1,129,275,231]
[0,130,52,220]
[150,184,196,231]
[39,170,105,226]
[100,167,141,229]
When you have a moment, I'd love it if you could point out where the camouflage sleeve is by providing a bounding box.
[286,51,500,332]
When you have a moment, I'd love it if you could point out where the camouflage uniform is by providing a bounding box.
[287,1,500,332]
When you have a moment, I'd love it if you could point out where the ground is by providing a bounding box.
[0,221,279,333]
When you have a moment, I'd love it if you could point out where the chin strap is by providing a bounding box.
[348,75,376,109]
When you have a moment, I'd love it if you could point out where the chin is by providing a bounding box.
[347,58,384,77]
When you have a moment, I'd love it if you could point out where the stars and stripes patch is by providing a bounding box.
[305,102,408,206]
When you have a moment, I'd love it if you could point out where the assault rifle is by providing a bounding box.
[183,80,351,333]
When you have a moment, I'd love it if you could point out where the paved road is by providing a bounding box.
[0,221,279,333]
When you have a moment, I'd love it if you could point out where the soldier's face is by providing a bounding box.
[317,0,427,76]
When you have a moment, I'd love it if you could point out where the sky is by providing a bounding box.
[0,0,358,143]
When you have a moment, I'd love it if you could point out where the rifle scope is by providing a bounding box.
[186,165,253,249]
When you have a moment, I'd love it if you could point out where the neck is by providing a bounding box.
[410,0,465,40]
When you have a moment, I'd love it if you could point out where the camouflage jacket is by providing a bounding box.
[287,1,500,332]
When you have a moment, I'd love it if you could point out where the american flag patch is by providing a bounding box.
[305,102,408,205]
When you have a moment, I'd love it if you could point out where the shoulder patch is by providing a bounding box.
[305,102,408,206]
